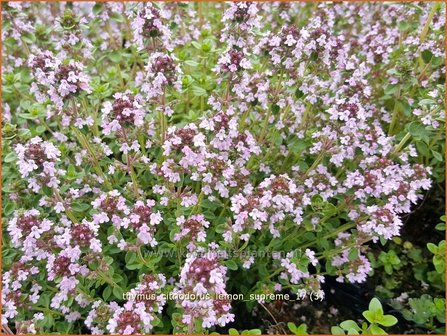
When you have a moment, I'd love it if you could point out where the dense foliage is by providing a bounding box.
[1,2,445,334]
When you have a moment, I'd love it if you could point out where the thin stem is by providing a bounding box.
[419,3,440,44]
[317,238,372,260]
[266,267,285,281]
[216,200,229,224]
[305,150,325,176]
[2,324,14,335]
[137,246,151,268]
[418,3,440,72]
[53,188,79,223]
[97,269,122,290]
[248,267,284,295]
[72,127,112,190]
[159,92,167,143]
[198,2,203,29]
[392,107,441,155]
[281,104,291,123]
[392,132,412,155]
[31,306,63,317]
[192,190,204,215]
[81,97,99,137]
[6,9,31,57]
[70,99,112,189]
[388,87,401,135]
[239,107,251,131]
[258,108,272,144]
[259,302,287,334]
[127,154,140,198]
[299,222,358,250]
[117,63,125,90]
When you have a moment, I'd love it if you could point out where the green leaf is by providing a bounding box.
[421,50,433,63]
[113,273,124,284]
[406,295,436,324]
[192,86,207,97]
[191,41,201,49]
[384,84,398,95]
[225,260,238,271]
[427,243,438,254]
[110,13,124,22]
[289,137,307,154]
[415,141,429,156]
[294,323,307,335]
[288,322,297,334]
[433,255,445,273]
[340,320,360,332]
[362,311,376,324]
[287,322,307,335]
[104,256,114,265]
[348,249,359,261]
[22,32,36,44]
[378,315,398,327]
[126,262,142,270]
[369,325,387,335]
[66,164,77,180]
[18,128,32,139]
[384,265,393,275]
[201,199,219,210]
[431,150,444,162]
[369,298,383,313]
[4,152,17,163]
[323,203,338,217]
[4,202,15,216]
[71,202,90,212]
[185,60,199,67]
[398,21,411,31]
[241,329,262,335]
[113,286,124,300]
[418,99,436,106]
[331,326,345,335]
[108,51,122,63]
[103,286,112,300]
[125,251,137,264]
[295,88,304,99]
[92,3,103,15]
[229,328,240,335]
[407,121,429,142]
[435,223,445,231]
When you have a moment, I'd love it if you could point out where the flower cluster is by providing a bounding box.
[174,214,210,250]
[229,174,303,241]
[14,137,61,192]
[29,51,91,109]
[106,274,166,334]
[101,92,146,134]
[141,52,182,100]
[132,3,172,51]
[173,251,235,330]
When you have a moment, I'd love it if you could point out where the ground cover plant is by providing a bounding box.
[1,1,445,334]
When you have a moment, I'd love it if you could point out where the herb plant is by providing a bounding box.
[1,2,445,334]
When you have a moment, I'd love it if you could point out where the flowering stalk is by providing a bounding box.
[392,132,412,155]
[53,188,79,224]
[419,3,441,46]
[71,127,112,190]
[299,222,359,250]
[388,87,401,135]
